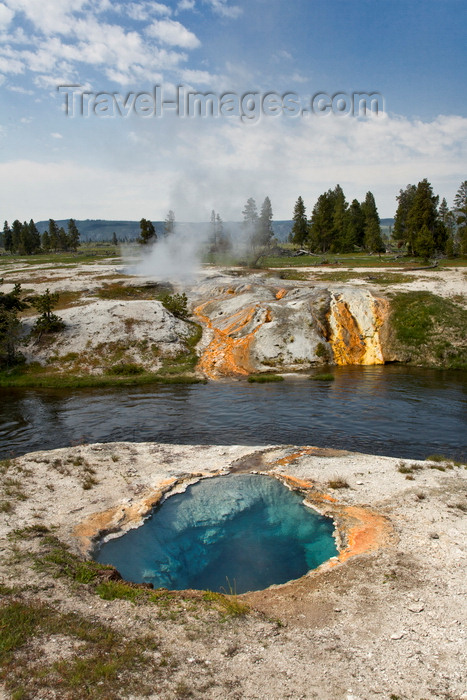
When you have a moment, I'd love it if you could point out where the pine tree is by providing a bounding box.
[58,227,68,251]
[406,179,445,258]
[242,197,258,228]
[67,219,80,251]
[291,196,308,246]
[48,219,59,252]
[393,184,417,249]
[309,191,335,253]
[112,232,118,246]
[3,221,12,253]
[453,181,467,255]
[257,196,273,247]
[362,191,385,253]
[331,185,349,252]
[11,220,22,254]
[242,197,259,248]
[138,218,156,245]
[438,198,457,256]
[41,230,51,253]
[347,199,365,249]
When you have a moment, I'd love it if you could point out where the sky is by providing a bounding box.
[0,0,466,222]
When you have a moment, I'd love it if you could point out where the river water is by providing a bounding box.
[0,366,467,459]
[0,366,465,461]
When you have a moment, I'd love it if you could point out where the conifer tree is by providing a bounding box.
[406,179,446,258]
[291,196,308,246]
[331,185,349,252]
[309,191,335,253]
[67,219,80,251]
[347,199,365,249]
[453,181,467,255]
[138,218,156,245]
[393,184,417,248]
[362,191,385,253]
[3,221,12,253]
[257,196,273,247]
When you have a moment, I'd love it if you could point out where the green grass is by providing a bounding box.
[96,281,172,301]
[258,252,467,269]
[389,291,467,369]
[202,590,249,618]
[313,271,414,285]
[0,594,160,699]
[247,373,284,383]
[310,373,335,381]
[0,370,205,388]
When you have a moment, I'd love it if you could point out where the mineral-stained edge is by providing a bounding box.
[74,452,395,586]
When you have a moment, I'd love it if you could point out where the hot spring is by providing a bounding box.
[93,474,338,594]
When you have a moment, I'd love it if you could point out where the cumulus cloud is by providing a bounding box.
[145,18,200,49]
[0,0,204,88]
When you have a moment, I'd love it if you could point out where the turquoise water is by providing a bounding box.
[94,474,338,594]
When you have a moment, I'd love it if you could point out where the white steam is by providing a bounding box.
[127,223,211,284]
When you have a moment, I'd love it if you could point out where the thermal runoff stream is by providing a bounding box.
[93,474,338,594]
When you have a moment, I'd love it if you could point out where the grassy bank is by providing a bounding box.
[389,291,467,369]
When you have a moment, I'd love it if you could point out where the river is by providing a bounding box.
[0,366,465,461]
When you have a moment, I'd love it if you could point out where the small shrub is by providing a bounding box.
[327,477,349,489]
[161,292,189,320]
[315,342,328,358]
[105,362,145,376]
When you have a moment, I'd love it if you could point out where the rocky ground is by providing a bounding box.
[0,442,466,699]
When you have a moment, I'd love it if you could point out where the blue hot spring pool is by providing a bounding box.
[93,474,338,594]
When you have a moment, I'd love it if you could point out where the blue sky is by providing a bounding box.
[0,0,466,222]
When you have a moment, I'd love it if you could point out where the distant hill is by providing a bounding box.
[35,219,296,242]
[35,218,394,243]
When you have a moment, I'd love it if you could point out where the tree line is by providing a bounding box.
[289,179,467,257]
[1,218,80,255]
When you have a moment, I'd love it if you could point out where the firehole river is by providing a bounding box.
[1,365,465,461]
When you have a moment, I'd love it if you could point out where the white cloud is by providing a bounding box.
[204,0,242,19]
[145,18,200,49]
[125,2,172,21]
[50,131,62,138]
[177,0,195,11]
[0,113,466,221]
[0,2,14,28]
[4,0,89,36]
[0,1,201,87]
[8,84,33,93]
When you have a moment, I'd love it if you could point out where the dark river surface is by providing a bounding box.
[0,366,466,461]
